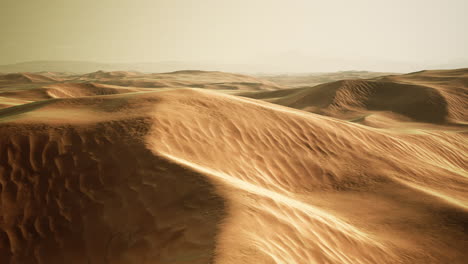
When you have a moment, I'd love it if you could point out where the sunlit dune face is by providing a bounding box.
[146,89,467,263]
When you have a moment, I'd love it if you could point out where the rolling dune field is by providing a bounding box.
[0,69,467,263]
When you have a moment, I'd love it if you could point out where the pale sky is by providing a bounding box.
[1,0,467,72]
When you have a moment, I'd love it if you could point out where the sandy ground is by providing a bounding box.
[0,69,467,263]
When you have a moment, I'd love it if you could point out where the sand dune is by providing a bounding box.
[43,83,145,98]
[81,70,282,90]
[0,85,466,263]
[0,70,282,109]
[0,97,32,109]
[0,73,59,84]
[0,88,52,102]
[378,69,468,123]
[82,70,143,79]
[257,71,396,88]
[0,83,145,103]
[243,68,468,128]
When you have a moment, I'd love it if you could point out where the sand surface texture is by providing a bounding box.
[0,69,467,263]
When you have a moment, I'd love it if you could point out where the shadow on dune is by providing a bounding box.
[0,121,226,264]
[242,79,451,124]
[344,81,450,123]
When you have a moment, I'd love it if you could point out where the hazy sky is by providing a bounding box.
[1,0,467,72]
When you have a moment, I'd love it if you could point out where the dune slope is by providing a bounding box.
[0,89,466,264]
[0,97,225,264]
[242,68,468,128]
[0,73,59,84]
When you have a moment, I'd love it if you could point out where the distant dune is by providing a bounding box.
[0,73,59,83]
[257,70,396,87]
[81,70,143,79]
[243,68,468,128]
[0,70,282,107]
[0,80,144,103]
[0,68,466,263]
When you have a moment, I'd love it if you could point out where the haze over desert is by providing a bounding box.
[1,0,467,263]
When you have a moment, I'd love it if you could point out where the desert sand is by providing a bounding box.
[0,69,467,264]
[256,71,396,88]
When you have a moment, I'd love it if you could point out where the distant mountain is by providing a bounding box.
[0,61,116,73]
[0,61,217,74]
[1,59,466,75]
[0,60,403,75]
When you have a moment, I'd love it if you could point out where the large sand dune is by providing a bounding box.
[242,68,468,129]
[257,71,396,88]
[0,69,467,263]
